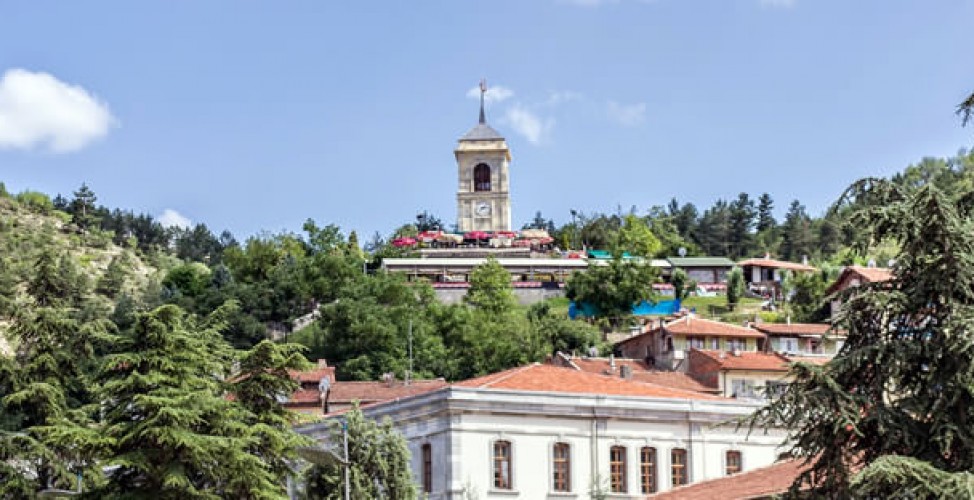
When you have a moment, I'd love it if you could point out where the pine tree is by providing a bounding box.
[70,183,99,234]
[230,340,313,487]
[725,267,745,310]
[756,193,776,233]
[728,193,756,259]
[92,305,281,498]
[779,200,814,262]
[749,179,974,497]
[0,299,110,495]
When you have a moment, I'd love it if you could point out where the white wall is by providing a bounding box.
[333,389,788,499]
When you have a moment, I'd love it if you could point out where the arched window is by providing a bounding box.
[552,442,571,492]
[493,440,512,490]
[671,448,688,487]
[640,446,657,494]
[422,444,432,493]
[610,445,627,493]
[474,163,491,192]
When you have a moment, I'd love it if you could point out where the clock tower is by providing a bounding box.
[456,80,512,232]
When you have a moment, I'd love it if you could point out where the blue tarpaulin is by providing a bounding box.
[569,299,681,319]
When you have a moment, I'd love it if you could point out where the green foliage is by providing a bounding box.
[617,213,662,257]
[670,267,693,301]
[566,254,658,327]
[302,404,416,500]
[95,253,130,298]
[786,270,829,322]
[231,339,313,485]
[70,183,99,233]
[0,272,112,495]
[93,305,283,498]
[15,190,53,214]
[725,267,745,310]
[464,256,516,314]
[749,179,974,497]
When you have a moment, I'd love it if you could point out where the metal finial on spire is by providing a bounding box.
[479,78,487,124]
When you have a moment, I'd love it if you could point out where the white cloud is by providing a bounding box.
[158,209,192,230]
[0,68,115,153]
[503,104,554,145]
[466,84,514,104]
[543,90,583,107]
[759,0,796,8]
[606,100,647,126]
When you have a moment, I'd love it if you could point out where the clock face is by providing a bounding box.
[475,201,491,217]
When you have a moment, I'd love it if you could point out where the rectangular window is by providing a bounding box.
[726,450,742,476]
[493,441,512,490]
[728,338,746,351]
[710,337,719,350]
[610,446,627,493]
[766,381,788,399]
[553,443,571,492]
[422,444,432,493]
[640,446,657,494]
[671,448,688,487]
[688,336,704,349]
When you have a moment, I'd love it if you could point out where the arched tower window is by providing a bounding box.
[474,163,491,192]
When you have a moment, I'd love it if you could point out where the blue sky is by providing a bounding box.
[1,0,972,239]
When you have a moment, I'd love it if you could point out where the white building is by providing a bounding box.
[299,364,787,499]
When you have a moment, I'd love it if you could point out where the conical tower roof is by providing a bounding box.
[460,79,505,141]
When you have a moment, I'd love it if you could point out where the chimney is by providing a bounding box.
[382,372,396,387]
[317,359,329,369]
[620,365,633,380]
[802,255,809,266]
[786,315,791,325]
[609,354,616,371]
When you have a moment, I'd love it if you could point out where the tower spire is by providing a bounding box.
[479,78,487,124]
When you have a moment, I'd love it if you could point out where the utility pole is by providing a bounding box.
[406,320,413,386]
[343,420,350,500]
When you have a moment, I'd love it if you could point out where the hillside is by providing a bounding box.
[0,192,164,354]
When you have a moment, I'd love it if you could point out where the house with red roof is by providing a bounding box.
[615,316,767,371]
[826,265,894,319]
[752,322,845,359]
[687,349,793,399]
[283,359,447,416]
[647,458,808,499]
[299,363,787,498]
[738,256,817,299]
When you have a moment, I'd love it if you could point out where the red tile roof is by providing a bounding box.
[288,360,336,383]
[738,257,817,272]
[848,265,893,283]
[289,388,323,404]
[693,349,792,372]
[663,316,766,339]
[751,323,835,336]
[827,265,894,294]
[454,364,722,400]
[327,379,448,403]
[647,459,807,499]
[564,357,717,393]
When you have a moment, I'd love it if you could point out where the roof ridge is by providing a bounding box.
[476,363,540,388]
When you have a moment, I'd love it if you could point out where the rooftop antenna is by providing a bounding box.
[479,78,487,124]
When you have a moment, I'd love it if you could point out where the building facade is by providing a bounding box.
[299,364,787,499]
[455,82,512,232]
